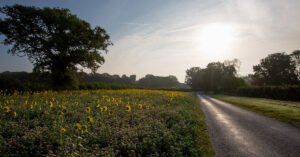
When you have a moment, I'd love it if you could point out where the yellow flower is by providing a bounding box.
[138,104,143,110]
[82,125,88,131]
[100,106,108,112]
[96,104,101,108]
[3,106,10,113]
[103,106,108,112]
[58,111,64,116]
[75,123,81,130]
[125,105,131,112]
[12,111,17,117]
[49,101,54,108]
[85,107,91,113]
[87,116,94,124]
[60,127,66,133]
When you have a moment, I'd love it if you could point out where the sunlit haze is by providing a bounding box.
[1,0,300,82]
[199,23,234,58]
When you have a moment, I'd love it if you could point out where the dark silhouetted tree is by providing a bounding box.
[252,53,299,86]
[0,5,112,89]
[291,50,300,79]
[185,67,202,90]
[138,75,180,89]
[185,59,245,92]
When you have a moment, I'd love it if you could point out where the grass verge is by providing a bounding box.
[212,95,300,128]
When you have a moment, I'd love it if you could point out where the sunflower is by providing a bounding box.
[125,105,131,112]
[85,107,91,113]
[103,106,108,112]
[87,116,94,124]
[75,123,81,130]
[96,104,101,108]
[82,125,88,131]
[3,106,10,113]
[138,104,143,110]
[49,101,54,108]
[60,127,66,133]
[58,111,64,116]
[12,111,17,118]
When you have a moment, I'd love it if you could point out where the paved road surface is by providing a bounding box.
[198,94,300,157]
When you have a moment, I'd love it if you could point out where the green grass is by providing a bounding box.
[212,95,300,128]
[0,89,213,156]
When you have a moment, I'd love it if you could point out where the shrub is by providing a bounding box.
[236,86,300,101]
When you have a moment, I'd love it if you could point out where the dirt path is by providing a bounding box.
[199,94,300,157]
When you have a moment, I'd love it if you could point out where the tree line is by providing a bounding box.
[185,51,300,100]
[0,71,187,91]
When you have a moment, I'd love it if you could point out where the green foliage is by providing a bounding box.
[80,72,137,85]
[185,59,246,92]
[0,90,213,156]
[236,86,300,101]
[0,71,51,92]
[252,52,299,86]
[213,95,300,128]
[0,71,188,91]
[138,74,183,89]
[0,5,112,89]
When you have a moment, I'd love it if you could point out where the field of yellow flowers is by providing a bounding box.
[0,89,213,156]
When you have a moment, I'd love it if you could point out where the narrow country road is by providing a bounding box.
[198,94,300,157]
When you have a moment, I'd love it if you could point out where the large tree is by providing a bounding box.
[252,52,299,86]
[185,59,245,92]
[0,5,112,89]
[185,67,203,90]
[291,50,300,79]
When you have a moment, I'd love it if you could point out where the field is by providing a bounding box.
[0,89,213,156]
[213,95,300,128]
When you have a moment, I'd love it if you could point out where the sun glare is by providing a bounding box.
[199,23,234,57]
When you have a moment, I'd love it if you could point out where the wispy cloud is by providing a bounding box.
[164,24,202,34]
[120,22,150,26]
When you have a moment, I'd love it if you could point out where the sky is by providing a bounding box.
[1,0,300,82]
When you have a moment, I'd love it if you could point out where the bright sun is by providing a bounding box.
[199,23,234,57]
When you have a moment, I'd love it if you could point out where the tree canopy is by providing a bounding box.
[0,5,112,89]
[185,59,245,92]
[138,74,181,89]
[252,52,299,86]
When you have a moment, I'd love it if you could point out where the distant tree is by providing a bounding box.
[138,74,180,89]
[252,53,299,86]
[185,59,245,92]
[291,50,300,79]
[185,67,202,90]
[0,5,112,89]
[129,75,137,84]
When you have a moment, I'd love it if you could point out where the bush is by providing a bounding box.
[236,86,300,101]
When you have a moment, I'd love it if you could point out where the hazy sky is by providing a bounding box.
[1,0,300,82]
